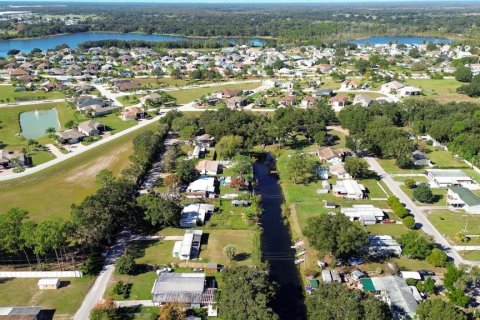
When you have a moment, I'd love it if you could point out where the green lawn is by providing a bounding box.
[405,79,479,104]
[170,82,261,104]
[366,223,409,239]
[459,250,480,261]
[0,85,64,102]
[328,129,347,149]
[0,123,157,221]
[427,149,468,169]
[394,176,429,183]
[118,94,143,107]
[95,113,136,134]
[401,185,447,206]
[376,158,425,174]
[136,77,190,88]
[0,277,94,317]
[428,210,480,245]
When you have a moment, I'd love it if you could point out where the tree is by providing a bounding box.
[447,289,470,308]
[454,66,473,83]
[223,244,237,261]
[137,194,181,227]
[0,208,32,268]
[95,169,114,188]
[426,248,448,267]
[284,152,317,184]
[304,213,368,259]
[90,298,116,320]
[175,159,198,184]
[443,263,465,291]
[417,276,436,294]
[216,135,244,159]
[163,174,181,193]
[413,183,435,203]
[403,216,416,229]
[158,302,186,320]
[306,282,392,320]
[396,155,414,169]
[404,178,416,189]
[416,299,466,320]
[220,266,279,320]
[397,231,433,259]
[7,49,20,56]
[344,157,370,179]
[231,155,253,180]
[64,120,76,129]
[116,253,137,275]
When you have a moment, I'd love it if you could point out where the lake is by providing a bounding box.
[350,36,451,45]
[0,32,265,57]
[20,108,60,139]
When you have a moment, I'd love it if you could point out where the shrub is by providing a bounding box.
[413,183,435,203]
[117,253,137,275]
[404,178,417,189]
[403,216,416,229]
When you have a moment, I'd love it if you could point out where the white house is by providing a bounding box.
[332,180,366,200]
[340,205,385,225]
[180,203,215,227]
[426,169,475,188]
[353,94,372,107]
[186,177,216,198]
[172,230,203,260]
[368,235,402,257]
[195,160,219,176]
[380,80,405,94]
[447,186,480,214]
[397,85,422,97]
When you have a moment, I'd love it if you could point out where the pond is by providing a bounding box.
[350,36,451,45]
[20,108,60,139]
[0,32,265,57]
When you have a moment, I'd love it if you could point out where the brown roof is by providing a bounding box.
[316,147,343,160]
[329,96,348,103]
[196,160,219,173]
[217,89,241,97]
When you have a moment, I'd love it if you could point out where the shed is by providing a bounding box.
[37,278,60,290]
[321,270,332,283]
[309,279,319,288]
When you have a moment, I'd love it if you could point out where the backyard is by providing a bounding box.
[0,277,94,319]
[170,82,261,104]
[405,78,479,103]
[0,85,64,102]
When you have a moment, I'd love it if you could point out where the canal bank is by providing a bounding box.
[254,156,307,320]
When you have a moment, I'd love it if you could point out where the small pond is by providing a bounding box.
[20,108,60,139]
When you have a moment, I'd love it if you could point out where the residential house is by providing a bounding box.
[329,162,349,179]
[227,96,247,109]
[426,169,475,188]
[196,160,220,176]
[151,272,216,310]
[315,147,346,163]
[332,179,366,200]
[412,150,431,167]
[340,80,360,90]
[312,89,333,97]
[368,235,402,257]
[56,129,86,144]
[279,95,297,107]
[380,80,406,94]
[180,203,215,227]
[360,276,418,319]
[447,186,480,214]
[195,134,215,147]
[114,80,141,92]
[341,205,385,225]
[77,120,105,136]
[172,230,203,260]
[121,107,145,121]
[76,96,115,116]
[329,96,348,112]
[216,89,242,99]
[397,86,422,97]
[0,306,44,320]
[0,150,29,168]
[186,177,216,198]
[353,94,372,107]
[301,96,317,108]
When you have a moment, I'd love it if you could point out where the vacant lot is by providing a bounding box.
[0,277,94,319]
[170,82,261,104]
[405,79,478,103]
[428,210,480,245]
[0,123,156,221]
[0,85,64,102]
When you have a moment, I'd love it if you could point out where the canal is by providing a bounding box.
[254,156,307,320]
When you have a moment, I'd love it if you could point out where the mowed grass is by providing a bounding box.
[0,123,157,221]
[405,78,479,103]
[427,149,468,168]
[459,250,480,261]
[366,223,409,239]
[170,82,261,104]
[428,210,480,245]
[0,85,64,102]
[402,185,447,206]
[0,277,94,317]
[376,158,425,174]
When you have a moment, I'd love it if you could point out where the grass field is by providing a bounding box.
[376,158,425,174]
[427,149,468,168]
[405,79,479,103]
[366,223,409,239]
[136,77,190,88]
[428,210,480,245]
[402,185,447,206]
[0,85,64,102]
[0,123,157,221]
[0,277,94,318]
[459,250,480,261]
[170,82,261,104]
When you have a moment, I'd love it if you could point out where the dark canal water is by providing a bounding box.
[254,157,307,320]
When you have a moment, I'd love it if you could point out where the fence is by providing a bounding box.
[0,271,83,278]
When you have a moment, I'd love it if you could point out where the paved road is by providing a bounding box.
[74,231,131,320]
[365,156,480,267]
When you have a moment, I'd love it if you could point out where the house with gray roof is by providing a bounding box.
[76,95,115,116]
[447,186,480,214]
[151,273,216,308]
[0,150,29,168]
[426,169,475,188]
[78,120,105,136]
[0,306,44,320]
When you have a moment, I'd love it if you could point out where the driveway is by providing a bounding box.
[365,156,480,266]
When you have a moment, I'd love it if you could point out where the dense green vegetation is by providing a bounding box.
[4,4,480,45]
